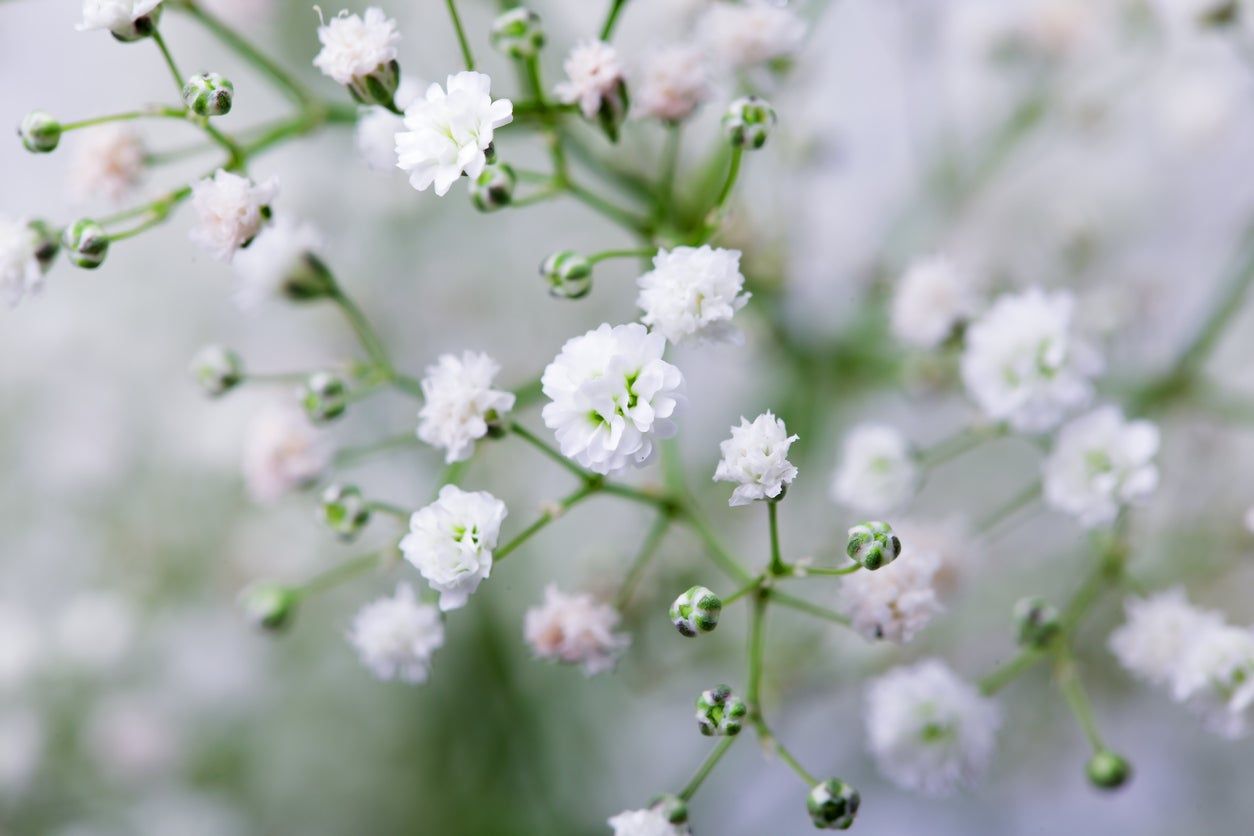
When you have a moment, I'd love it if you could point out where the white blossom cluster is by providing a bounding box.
[416,351,516,463]
[400,485,507,612]
[524,585,630,676]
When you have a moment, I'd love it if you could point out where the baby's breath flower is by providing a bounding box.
[890,256,980,349]
[523,585,630,676]
[830,423,918,515]
[838,548,941,643]
[77,0,163,42]
[354,79,421,171]
[313,6,400,105]
[637,245,750,345]
[1109,588,1224,688]
[400,485,507,611]
[348,583,444,684]
[67,125,145,203]
[713,411,797,507]
[556,40,626,120]
[1172,622,1254,739]
[241,401,329,503]
[232,217,329,310]
[189,169,279,262]
[607,808,690,836]
[1042,406,1159,528]
[1,218,49,308]
[417,351,516,464]
[634,45,710,123]
[698,0,807,68]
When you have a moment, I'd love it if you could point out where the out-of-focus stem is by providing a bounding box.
[678,736,736,801]
[445,0,477,70]
[495,483,599,561]
[616,513,672,609]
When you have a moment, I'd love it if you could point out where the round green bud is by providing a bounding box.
[190,344,244,397]
[1086,751,1132,790]
[695,684,748,736]
[470,162,517,212]
[239,582,298,631]
[1013,596,1061,649]
[320,484,372,540]
[846,521,900,570]
[723,96,777,150]
[807,779,860,830]
[490,8,546,59]
[182,72,234,117]
[62,219,109,270]
[27,219,60,273]
[18,111,61,153]
[540,250,593,300]
[648,794,688,825]
[347,59,401,109]
[107,4,162,42]
[300,371,349,423]
[670,585,722,637]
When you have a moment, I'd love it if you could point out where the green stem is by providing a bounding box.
[723,576,764,607]
[615,513,671,609]
[599,0,628,41]
[587,247,655,265]
[678,736,736,801]
[508,421,589,482]
[917,424,1003,469]
[657,122,681,223]
[495,483,598,561]
[696,145,742,243]
[445,0,477,71]
[329,287,393,379]
[565,180,653,235]
[107,212,170,242]
[179,1,314,105]
[976,482,1041,533]
[151,30,186,96]
[770,733,818,787]
[747,590,768,710]
[767,500,786,576]
[790,563,861,577]
[683,509,754,583]
[200,120,246,169]
[366,500,411,519]
[62,110,162,131]
[1055,650,1105,752]
[296,551,384,598]
[767,589,851,626]
[334,434,422,468]
[978,648,1042,696]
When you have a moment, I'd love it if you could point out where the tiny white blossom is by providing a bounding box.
[865,659,1001,796]
[1109,588,1224,688]
[0,218,45,309]
[395,72,513,196]
[313,7,399,86]
[961,287,1103,433]
[524,585,630,676]
[232,217,324,311]
[354,79,422,171]
[189,170,279,262]
[838,551,942,643]
[1043,406,1160,528]
[1173,622,1254,739]
[555,40,624,119]
[637,245,751,345]
[241,402,329,503]
[77,0,162,37]
[713,411,798,506]
[67,125,145,204]
[890,256,979,349]
[607,808,688,836]
[698,0,807,68]
[401,485,508,611]
[348,583,444,684]
[541,323,684,475]
[634,45,710,122]
[417,351,516,463]
[830,423,918,515]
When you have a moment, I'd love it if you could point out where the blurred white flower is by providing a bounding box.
[67,125,144,204]
[634,45,710,122]
[1043,406,1160,528]
[890,517,975,595]
[837,551,942,643]
[523,585,630,676]
[241,402,329,503]
[395,72,513,196]
[0,603,40,691]
[417,351,516,463]
[1150,0,1239,35]
[189,170,279,262]
[348,583,445,684]
[312,6,399,86]
[0,218,44,309]
[1109,588,1224,688]
[637,245,750,345]
[401,485,507,611]
[53,591,135,671]
[541,323,683,475]
[830,423,918,515]
[77,0,161,37]
[84,695,178,779]
[607,808,688,836]
[354,79,421,171]
[713,411,798,506]
[231,217,324,312]
[698,0,807,68]
[865,659,1000,796]
[1173,622,1254,739]
[555,40,624,119]
[0,709,43,796]
[890,256,979,349]
[961,287,1102,433]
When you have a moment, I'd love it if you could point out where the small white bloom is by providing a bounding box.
[541,323,684,475]
[891,516,975,595]
[838,551,942,643]
[961,287,1102,433]
[77,0,162,37]
[395,71,513,196]
[241,402,329,503]
[417,351,516,463]
[67,125,145,204]
[890,256,979,349]
[634,45,710,122]
[607,808,688,836]
[189,170,279,262]
[555,40,625,119]
[830,423,918,515]
[1173,622,1254,739]
[53,592,135,672]
[348,583,445,684]
[698,0,807,68]
[524,585,630,676]
[401,485,507,611]
[865,659,1001,796]
[313,7,399,86]
[713,411,798,506]
[637,245,750,345]
[0,218,45,309]
[355,107,405,171]
[1109,588,1224,688]
[1043,406,1160,528]
[231,217,324,311]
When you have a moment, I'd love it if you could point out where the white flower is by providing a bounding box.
[960,287,1102,433]
[865,659,1001,796]
[830,423,918,515]
[637,246,751,345]
[78,0,161,37]
[348,583,444,684]
[555,40,624,119]
[607,808,688,836]
[241,402,329,503]
[541,323,684,475]
[0,218,45,309]
[353,79,421,171]
[1150,0,1238,34]
[523,585,630,676]
[698,0,807,68]
[891,516,975,595]
[1173,622,1254,739]
[417,351,516,463]
[313,7,399,86]
[67,125,145,204]
[189,170,279,262]
[890,256,980,349]
[53,592,135,672]
[837,552,942,643]
[1043,406,1160,528]
[634,45,710,122]
[231,217,324,312]
[1109,588,1224,688]
[401,485,508,611]
[713,411,798,506]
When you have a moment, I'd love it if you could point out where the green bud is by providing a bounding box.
[190,344,244,397]
[106,4,162,42]
[695,684,748,736]
[470,162,516,212]
[182,72,234,117]
[807,779,860,830]
[347,59,401,109]
[648,794,688,825]
[239,582,298,631]
[723,96,777,150]
[18,111,61,153]
[1013,596,1060,649]
[595,79,630,143]
[62,219,109,270]
[1086,751,1132,790]
[490,8,545,59]
[670,585,722,637]
[846,521,900,570]
[540,250,593,299]
[300,371,349,423]
[320,484,372,540]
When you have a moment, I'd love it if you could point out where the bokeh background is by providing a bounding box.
[3,1,1254,834]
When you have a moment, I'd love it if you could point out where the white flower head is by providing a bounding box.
[313,7,399,86]
[78,0,162,37]
[395,71,513,196]
[961,287,1103,433]
[637,246,751,345]
[865,659,1001,796]
[698,0,807,68]
[830,423,918,515]
[232,217,324,312]
[541,323,684,475]
[635,45,711,122]
[67,125,145,204]
[241,401,329,503]
[1173,622,1254,739]
[524,585,630,676]
[348,583,445,684]
[0,218,45,309]
[713,411,798,506]
[838,551,942,643]
[555,40,625,119]
[1043,406,1160,528]
[189,169,279,262]
[417,351,516,463]
[607,808,689,836]
[890,255,980,349]
[401,485,508,611]
[1109,589,1225,688]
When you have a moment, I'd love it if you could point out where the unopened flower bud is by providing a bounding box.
[540,250,593,299]
[648,794,688,825]
[723,96,777,150]
[490,8,545,59]
[1086,750,1132,790]
[300,371,349,423]
[670,585,722,637]
[105,4,162,42]
[19,111,61,153]
[470,162,516,212]
[240,582,298,631]
[190,344,244,397]
[320,484,372,540]
[27,219,60,272]
[183,72,234,117]
[807,779,860,830]
[348,59,401,109]
[846,521,900,570]
[1013,596,1060,648]
[62,219,109,269]
[596,80,630,144]
[695,684,748,736]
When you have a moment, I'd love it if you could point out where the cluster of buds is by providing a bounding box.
[1013,596,1061,649]
[190,345,244,397]
[301,371,349,423]
[670,586,722,637]
[540,250,593,300]
[695,684,747,737]
[470,162,517,212]
[845,521,900,570]
[723,97,777,150]
[18,111,61,153]
[1086,750,1132,790]
[320,484,372,540]
[239,581,299,631]
[183,72,234,117]
[806,779,860,830]
[490,8,545,59]
[62,219,109,269]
